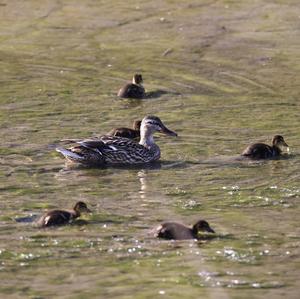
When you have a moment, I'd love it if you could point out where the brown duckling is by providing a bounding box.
[36,201,91,227]
[107,120,141,139]
[117,74,145,99]
[242,135,289,159]
[155,220,215,240]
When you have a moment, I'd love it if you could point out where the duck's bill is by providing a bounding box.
[282,141,289,147]
[85,208,92,213]
[206,226,215,233]
[160,126,178,137]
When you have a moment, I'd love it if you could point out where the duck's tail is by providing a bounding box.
[56,147,84,162]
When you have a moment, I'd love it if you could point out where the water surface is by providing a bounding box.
[0,1,300,298]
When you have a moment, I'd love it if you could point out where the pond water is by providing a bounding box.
[0,1,300,298]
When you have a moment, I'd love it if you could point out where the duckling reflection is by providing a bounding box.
[138,170,147,200]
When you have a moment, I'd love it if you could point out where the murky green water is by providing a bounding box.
[0,1,300,298]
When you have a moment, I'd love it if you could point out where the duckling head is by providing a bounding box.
[192,220,215,235]
[272,135,288,148]
[133,74,143,85]
[133,120,142,131]
[74,201,91,213]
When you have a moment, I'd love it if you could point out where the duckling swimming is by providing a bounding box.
[117,74,145,99]
[36,201,91,227]
[56,115,177,166]
[154,219,215,240]
[107,120,141,139]
[242,135,289,159]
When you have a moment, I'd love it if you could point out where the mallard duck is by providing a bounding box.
[117,74,145,99]
[242,135,289,159]
[107,120,141,139]
[56,115,177,166]
[36,201,91,227]
[154,220,215,240]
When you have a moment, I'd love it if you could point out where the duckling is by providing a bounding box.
[155,220,215,240]
[107,120,141,139]
[242,135,289,159]
[117,74,145,99]
[36,201,91,227]
[56,115,177,166]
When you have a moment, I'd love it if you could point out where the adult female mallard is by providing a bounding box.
[242,135,289,159]
[117,74,145,99]
[36,201,91,227]
[107,120,141,139]
[56,115,177,166]
[154,220,215,240]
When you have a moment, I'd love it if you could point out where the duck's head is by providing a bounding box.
[272,135,288,148]
[192,220,215,235]
[141,115,177,137]
[133,120,142,131]
[73,201,91,213]
[133,74,143,85]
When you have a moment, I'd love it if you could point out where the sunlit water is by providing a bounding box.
[0,1,300,298]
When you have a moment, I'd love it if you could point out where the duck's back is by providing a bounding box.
[156,222,194,240]
[79,136,158,164]
[117,83,145,99]
[58,145,106,165]
[108,127,140,139]
[37,210,74,227]
[242,143,275,159]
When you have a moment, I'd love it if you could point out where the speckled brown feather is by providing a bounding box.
[60,135,159,165]
[56,115,177,166]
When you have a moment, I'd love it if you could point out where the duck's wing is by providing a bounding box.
[242,143,273,159]
[57,136,153,164]
[56,136,110,163]
[82,136,152,164]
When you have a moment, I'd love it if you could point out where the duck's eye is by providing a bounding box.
[147,120,156,126]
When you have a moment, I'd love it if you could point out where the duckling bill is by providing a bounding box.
[117,74,145,99]
[242,135,289,159]
[56,115,177,166]
[107,120,141,139]
[155,220,215,240]
[36,201,91,227]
